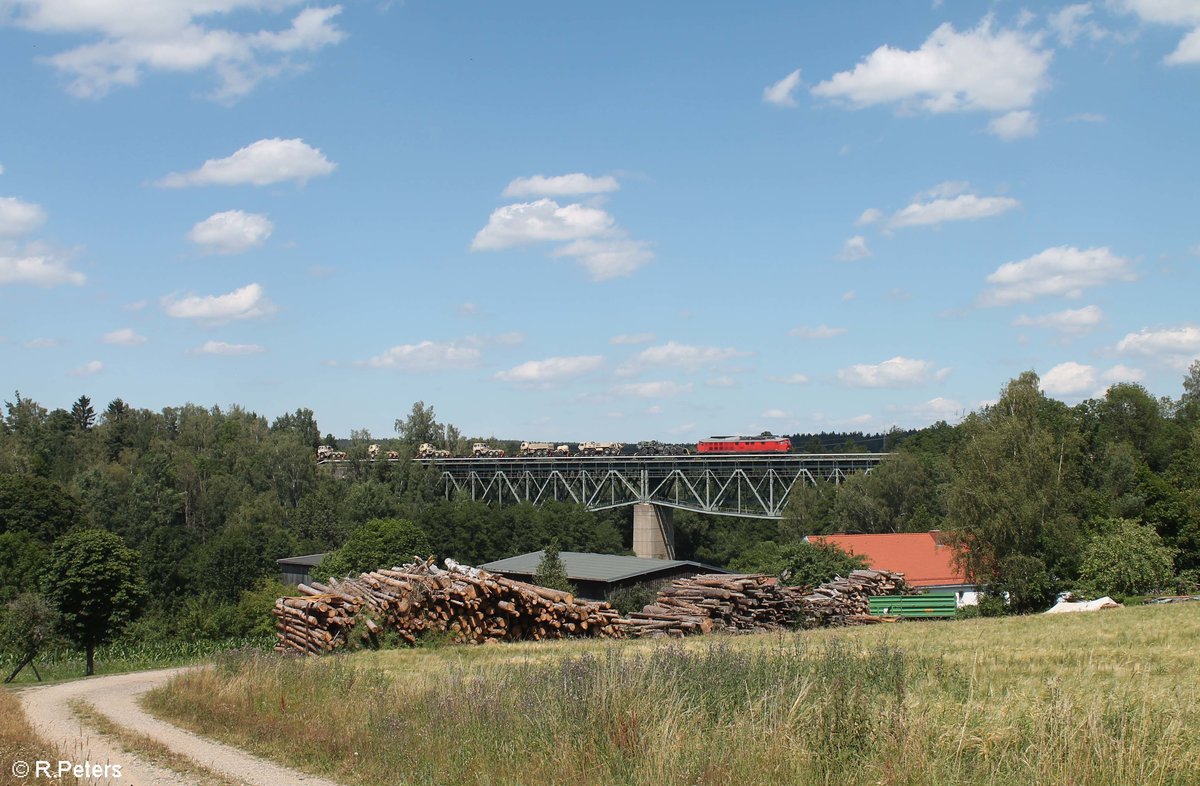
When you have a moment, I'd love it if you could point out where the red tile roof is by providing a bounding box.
[808,532,969,587]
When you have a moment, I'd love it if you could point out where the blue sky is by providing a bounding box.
[1,1,1198,442]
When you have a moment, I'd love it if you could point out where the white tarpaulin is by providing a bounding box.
[1044,596,1122,614]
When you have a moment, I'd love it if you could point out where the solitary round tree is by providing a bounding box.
[44,528,147,676]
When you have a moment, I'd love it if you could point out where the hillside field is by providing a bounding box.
[144,602,1199,786]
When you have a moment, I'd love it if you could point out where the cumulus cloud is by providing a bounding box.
[612,381,693,398]
[811,18,1051,125]
[610,333,655,345]
[24,337,59,349]
[69,360,103,377]
[838,235,873,261]
[193,340,265,355]
[837,356,950,388]
[1013,305,1104,336]
[0,244,86,287]
[1100,364,1146,384]
[158,138,335,188]
[789,324,847,339]
[502,173,619,198]
[981,246,1135,305]
[1121,0,1200,64]
[471,199,614,250]
[619,341,750,375]
[763,68,802,107]
[161,282,274,324]
[1116,324,1200,368]
[0,197,47,237]
[552,236,654,281]
[988,109,1039,140]
[1041,361,1096,395]
[1050,4,1111,46]
[1,1,346,100]
[706,375,736,388]
[103,327,146,346]
[188,210,273,254]
[890,396,967,423]
[855,207,883,226]
[778,373,810,385]
[889,189,1020,229]
[495,355,604,384]
[363,340,480,372]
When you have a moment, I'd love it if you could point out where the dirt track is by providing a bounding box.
[17,668,341,786]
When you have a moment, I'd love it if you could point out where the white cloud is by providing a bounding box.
[24,337,59,349]
[763,68,802,107]
[838,235,873,261]
[552,236,654,280]
[811,18,1051,118]
[0,244,85,287]
[471,199,614,251]
[1013,305,1104,336]
[363,340,480,372]
[981,246,1135,305]
[842,290,857,301]
[187,210,273,254]
[1050,4,1111,46]
[1041,361,1097,395]
[855,207,883,226]
[1066,112,1107,123]
[612,381,693,398]
[889,191,1020,229]
[158,138,335,188]
[790,324,847,339]
[610,332,655,345]
[0,197,47,237]
[69,360,103,377]
[1116,324,1200,368]
[904,396,967,421]
[161,282,274,324]
[123,299,148,311]
[706,375,736,388]
[620,341,750,375]
[102,327,146,346]
[779,373,810,385]
[837,356,949,388]
[502,173,619,198]
[1121,0,1200,64]
[1100,364,1146,384]
[761,408,791,419]
[916,181,971,200]
[0,163,4,175]
[194,340,265,356]
[4,2,346,100]
[988,109,1039,140]
[495,355,604,383]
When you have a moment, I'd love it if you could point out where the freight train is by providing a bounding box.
[317,434,791,461]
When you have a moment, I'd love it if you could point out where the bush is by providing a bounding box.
[1080,518,1176,597]
[314,518,432,581]
[729,540,869,587]
[606,581,665,615]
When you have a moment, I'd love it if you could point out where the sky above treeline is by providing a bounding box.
[1,1,1198,442]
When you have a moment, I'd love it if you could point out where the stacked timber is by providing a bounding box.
[273,557,625,654]
[800,569,908,628]
[622,569,909,638]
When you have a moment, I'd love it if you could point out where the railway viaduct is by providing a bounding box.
[413,453,888,559]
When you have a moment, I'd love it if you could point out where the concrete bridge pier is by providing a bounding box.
[632,502,675,560]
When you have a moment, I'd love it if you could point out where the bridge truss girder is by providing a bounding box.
[425,454,885,520]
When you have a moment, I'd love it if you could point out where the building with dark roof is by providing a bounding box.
[480,551,728,600]
[277,553,326,586]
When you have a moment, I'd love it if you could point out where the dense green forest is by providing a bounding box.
[2,364,1198,649]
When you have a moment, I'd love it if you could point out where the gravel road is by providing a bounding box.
[17,668,343,786]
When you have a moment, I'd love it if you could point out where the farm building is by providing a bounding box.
[480,551,729,600]
[278,553,326,586]
[807,531,979,607]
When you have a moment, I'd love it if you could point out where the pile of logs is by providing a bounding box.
[620,568,910,638]
[273,559,913,654]
[799,569,909,628]
[273,558,625,654]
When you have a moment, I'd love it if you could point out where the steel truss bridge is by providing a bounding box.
[416,453,888,519]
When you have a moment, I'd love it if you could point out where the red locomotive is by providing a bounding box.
[696,435,791,453]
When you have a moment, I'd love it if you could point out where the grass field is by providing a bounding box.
[0,635,272,685]
[145,604,1200,786]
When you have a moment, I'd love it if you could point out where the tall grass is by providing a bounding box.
[0,635,272,684]
[145,604,1200,786]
